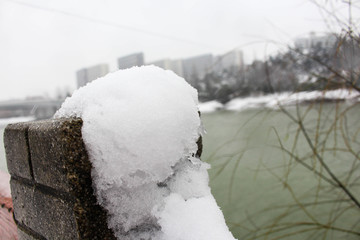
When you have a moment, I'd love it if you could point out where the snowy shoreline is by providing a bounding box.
[198,89,360,113]
[0,90,358,125]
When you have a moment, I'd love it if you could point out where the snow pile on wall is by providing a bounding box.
[55,66,235,240]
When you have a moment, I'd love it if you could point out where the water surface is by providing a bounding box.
[202,102,360,240]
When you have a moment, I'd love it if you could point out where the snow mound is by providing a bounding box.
[55,66,235,240]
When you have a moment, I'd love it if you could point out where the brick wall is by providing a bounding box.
[4,118,116,240]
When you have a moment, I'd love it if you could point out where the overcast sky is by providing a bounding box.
[0,0,357,100]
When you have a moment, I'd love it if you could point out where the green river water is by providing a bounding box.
[202,102,360,239]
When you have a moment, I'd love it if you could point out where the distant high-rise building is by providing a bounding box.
[149,59,172,70]
[170,59,184,77]
[182,54,213,82]
[76,64,109,89]
[213,50,244,72]
[295,32,337,50]
[118,53,144,70]
[148,59,184,77]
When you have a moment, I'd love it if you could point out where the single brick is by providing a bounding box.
[10,179,78,240]
[28,119,73,192]
[4,122,33,180]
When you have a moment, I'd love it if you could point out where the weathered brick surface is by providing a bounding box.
[5,118,116,240]
[17,230,35,240]
[4,122,33,180]
[17,228,43,240]
[28,119,73,192]
[10,179,78,240]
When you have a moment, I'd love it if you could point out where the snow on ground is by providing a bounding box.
[198,101,223,113]
[226,89,360,111]
[55,66,236,240]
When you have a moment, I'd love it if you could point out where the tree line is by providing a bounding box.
[191,34,360,103]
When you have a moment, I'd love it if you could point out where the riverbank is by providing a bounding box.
[198,89,360,113]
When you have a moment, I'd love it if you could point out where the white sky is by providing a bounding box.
[0,0,357,100]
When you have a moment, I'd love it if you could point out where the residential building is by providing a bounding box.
[118,52,144,70]
[76,64,109,89]
[295,32,337,50]
[182,54,213,82]
[148,59,184,77]
[213,50,244,72]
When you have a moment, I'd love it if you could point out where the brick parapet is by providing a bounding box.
[4,118,116,240]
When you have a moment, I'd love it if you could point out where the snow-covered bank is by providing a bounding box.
[55,66,235,240]
[0,116,35,128]
[223,89,359,112]
[198,100,223,113]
